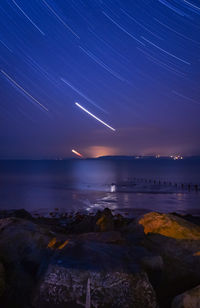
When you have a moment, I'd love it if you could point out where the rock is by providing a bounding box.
[171,284,200,308]
[171,213,200,227]
[141,255,164,272]
[0,263,5,297]
[140,255,164,293]
[96,208,114,232]
[47,209,128,234]
[32,222,158,308]
[68,214,96,233]
[123,218,145,237]
[0,217,53,307]
[114,213,130,229]
[134,213,200,308]
[4,210,200,308]
[33,265,158,308]
[0,217,16,231]
[143,234,200,308]
[138,212,200,240]
[67,209,116,234]
[0,209,32,220]
[77,231,125,244]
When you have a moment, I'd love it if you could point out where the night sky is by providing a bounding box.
[0,0,200,158]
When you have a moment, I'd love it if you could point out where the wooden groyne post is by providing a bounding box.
[129,177,199,192]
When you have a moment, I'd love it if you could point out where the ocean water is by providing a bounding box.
[0,159,200,217]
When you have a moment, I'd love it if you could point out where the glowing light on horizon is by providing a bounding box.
[72,149,83,158]
[87,146,117,157]
[75,102,116,131]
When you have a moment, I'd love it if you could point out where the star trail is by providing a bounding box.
[0,0,200,158]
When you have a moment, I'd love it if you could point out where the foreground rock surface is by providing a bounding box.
[171,284,200,308]
[0,211,158,308]
[34,265,158,308]
[0,209,200,308]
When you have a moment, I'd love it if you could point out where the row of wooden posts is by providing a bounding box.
[130,177,200,192]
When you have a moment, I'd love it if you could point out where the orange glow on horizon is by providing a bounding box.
[86,146,117,158]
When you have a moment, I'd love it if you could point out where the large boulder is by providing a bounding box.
[0,209,32,220]
[141,255,164,272]
[0,217,51,265]
[135,212,200,308]
[137,213,200,286]
[171,284,200,308]
[67,214,97,234]
[77,231,124,244]
[0,217,53,308]
[138,212,200,240]
[33,227,158,308]
[33,265,158,308]
[96,208,115,232]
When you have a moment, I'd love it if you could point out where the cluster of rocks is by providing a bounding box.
[0,208,200,307]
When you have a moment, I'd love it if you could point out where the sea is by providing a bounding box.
[0,158,200,217]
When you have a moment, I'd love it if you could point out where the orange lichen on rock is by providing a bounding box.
[193,251,200,256]
[138,212,200,240]
[47,238,69,250]
[58,240,69,250]
[47,237,57,248]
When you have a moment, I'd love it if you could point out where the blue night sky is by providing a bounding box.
[0,0,200,158]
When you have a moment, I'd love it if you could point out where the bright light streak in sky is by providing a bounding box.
[1,70,49,112]
[75,102,116,131]
[72,149,83,157]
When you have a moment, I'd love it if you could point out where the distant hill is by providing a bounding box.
[0,155,200,161]
[94,155,200,161]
